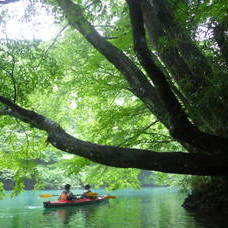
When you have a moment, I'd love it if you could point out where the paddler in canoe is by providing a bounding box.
[42,184,116,208]
[59,184,97,201]
[81,184,97,198]
[59,184,76,200]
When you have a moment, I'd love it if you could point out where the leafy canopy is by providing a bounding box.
[0,0,227,194]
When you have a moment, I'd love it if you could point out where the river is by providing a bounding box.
[0,187,226,227]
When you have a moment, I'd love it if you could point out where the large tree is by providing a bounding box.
[0,0,228,179]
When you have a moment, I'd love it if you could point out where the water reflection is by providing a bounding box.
[186,210,228,228]
[1,188,228,227]
[43,201,109,225]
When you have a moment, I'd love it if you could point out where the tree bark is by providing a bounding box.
[141,0,222,134]
[142,0,212,88]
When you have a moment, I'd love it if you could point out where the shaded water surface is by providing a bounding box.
[0,187,226,227]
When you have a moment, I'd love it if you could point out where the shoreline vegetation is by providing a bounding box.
[1,179,168,191]
[183,177,228,215]
[183,191,228,215]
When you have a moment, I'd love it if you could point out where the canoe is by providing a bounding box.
[43,196,108,208]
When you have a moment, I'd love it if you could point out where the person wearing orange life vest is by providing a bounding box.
[59,184,75,201]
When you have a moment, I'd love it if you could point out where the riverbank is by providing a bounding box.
[183,190,228,215]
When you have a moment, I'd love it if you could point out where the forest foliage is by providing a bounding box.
[0,0,227,195]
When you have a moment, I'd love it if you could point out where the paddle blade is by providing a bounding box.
[39,194,59,198]
[85,192,98,197]
[105,195,116,199]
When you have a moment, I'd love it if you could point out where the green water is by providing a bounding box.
[0,187,226,228]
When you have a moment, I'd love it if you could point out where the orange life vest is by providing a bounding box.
[59,192,68,200]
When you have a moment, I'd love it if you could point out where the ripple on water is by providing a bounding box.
[27,206,42,209]
[0,214,14,219]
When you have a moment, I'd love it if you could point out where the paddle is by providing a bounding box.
[39,193,85,198]
[84,192,116,199]
[104,195,116,199]
[40,194,59,198]
[40,193,116,199]
[39,192,98,198]
[84,192,98,197]
[80,192,116,198]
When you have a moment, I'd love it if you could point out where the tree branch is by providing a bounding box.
[125,0,228,155]
[56,0,169,127]
[10,55,17,103]
[0,109,12,116]
[0,95,227,176]
[0,50,17,102]
[214,21,228,62]
[0,0,20,4]
[140,0,217,133]
[117,121,159,147]
[55,0,228,156]
[43,24,69,56]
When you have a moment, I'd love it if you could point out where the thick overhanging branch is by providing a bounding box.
[125,0,228,155]
[56,0,170,127]
[0,95,227,176]
[0,96,61,132]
